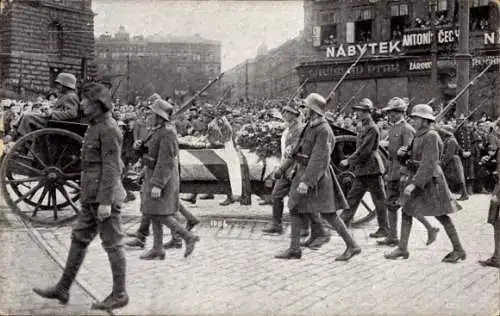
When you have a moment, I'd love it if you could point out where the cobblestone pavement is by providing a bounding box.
[18,193,499,316]
[0,197,106,316]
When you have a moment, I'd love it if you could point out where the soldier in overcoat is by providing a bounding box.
[378,98,439,247]
[139,99,200,260]
[275,93,359,261]
[340,98,389,239]
[33,83,129,311]
[16,73,80,137]
[479,119,500,269]
[385,104,466,263]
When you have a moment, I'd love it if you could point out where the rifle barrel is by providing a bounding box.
[326,49,366,103]
[286,78,309,107]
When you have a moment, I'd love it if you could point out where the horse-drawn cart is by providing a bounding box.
[0,121,380,227]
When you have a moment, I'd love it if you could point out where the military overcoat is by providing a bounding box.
[403,127,458,217]
[140,124,180,216]
[288,118,349,214]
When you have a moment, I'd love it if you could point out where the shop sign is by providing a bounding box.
[484,31,500,45]
[402,28,459,47]
[326,41,401,58]
[408,55,500,73]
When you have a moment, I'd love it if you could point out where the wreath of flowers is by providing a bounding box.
[235,121,285,160]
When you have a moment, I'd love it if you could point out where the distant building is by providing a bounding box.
[0,0,95,98]
[95,27,222,103]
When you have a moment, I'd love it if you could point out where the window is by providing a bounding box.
[320,24,338,45]
[390,4,409,39]
[48,21,63,53]
[354,7,373,42]
[318,10,339,46]
[319,10,339,24]
[470,0,490,31]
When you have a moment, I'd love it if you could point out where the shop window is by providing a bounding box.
[321,24,338,45]
[470,0,490,31]
[48,21,64,53]
[390,4,408,39]
[354,7,373,42]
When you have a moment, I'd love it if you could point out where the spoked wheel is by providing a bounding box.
[1,128,82,226]
[332,135,378,227]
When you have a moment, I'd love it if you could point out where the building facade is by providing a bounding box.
[298,0,500,117]
[0,0,95,98]
[95,27,222,103]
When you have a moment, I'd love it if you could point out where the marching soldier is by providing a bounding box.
[378,97,439,247]
[33,83,129,310]
[139,99,200,260]
[275,93,359,261]
[340,98,389,239]
[16,73,80,137]
[455,114,478,194]
[385,104,466,263]
[479,118,500,269]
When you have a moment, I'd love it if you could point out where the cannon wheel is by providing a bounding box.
[332,134,378,227]
[1,128,82,226]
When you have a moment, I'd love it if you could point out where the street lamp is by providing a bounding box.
[430,0,439,110]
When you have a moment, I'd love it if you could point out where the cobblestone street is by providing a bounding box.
[1,193,497,315]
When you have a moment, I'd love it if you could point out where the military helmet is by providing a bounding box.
[81,83,112,110]
[382,97,407,112]
[55,72,77,90]
[410,104,435,121]
[304,93,327,116]
[150,99,174,121]
[147,93,162,104]
[352,98,373,112]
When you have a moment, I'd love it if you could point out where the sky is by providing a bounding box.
[92,0,304,71]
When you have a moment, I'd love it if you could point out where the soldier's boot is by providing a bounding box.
[199,193,214,200]
[458,182,469,201]
[303,213,329,250]
[327,214,361,261]
[163,232,183,249]
[378,207,399,247]
[437,215,466,263]
[369,206,389,238]
[479,222,500,268]
[178,203,200,231]
[181,193,197,204]
[262,199,284,234]
[92,248,129,311]
[340,208,355,228]
[124,190,136,203]
[162,216,200,258]
[415,215,440,246]
[385,214,411,260]
[275,214,302,259]
[125,236,146,249]
[33,240,87,304]
[141,221,166,260]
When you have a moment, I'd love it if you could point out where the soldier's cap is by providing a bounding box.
[304,93,327,116]
[149,99,174,121]
[410,104,435,121]
[352,98,373,112]
[55,72,77,90]
[81,83,112,110]
[382,97,407,112]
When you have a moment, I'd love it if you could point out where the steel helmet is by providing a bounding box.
[55,72,77,90]
[352,98,373,112]
[304,93,327,116]
[382,97,407,112]
[410,104,435,121]
[81,83,112,110]
[149,99,174,121]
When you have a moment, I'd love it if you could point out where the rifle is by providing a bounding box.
[455,98,489,130]
[337,83,366,113]
[171,72,225,119]
[409,97,416,104]
[426,97,435,105]
[326,49,366,103]
[111,78,123,99]
[435,63,493,122]
[286,78,309,107]
[215,89,231,108]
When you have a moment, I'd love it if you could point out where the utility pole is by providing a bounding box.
[245,59,249,101]
[455,0,471,117]
[126,54,131,102]
[430,0,439,110]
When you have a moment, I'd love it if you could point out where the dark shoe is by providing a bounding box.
[274,248,302,259]
[262,225,283,234]
[181,195,197,204]
[186,219,200,231]
[300,235,316,247]
[335,247,361,261]
[91,292,129,311]
[184,236,200,258]
[199,194,214,200]
[258,200,272,206]
[369,229,388,238]
[300,229,309,237]
[163,238,182,249]
[377,238,399,247]
[426,227,440,246]
[125,238,145,249]
[384,248,410,260]
[478,257,500,268]
[442,250,466,263]
[219,196,234,206]
[308,235,330,250]
[457,195,469,201]
[139,249,166,260]
[33,286,69,304]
